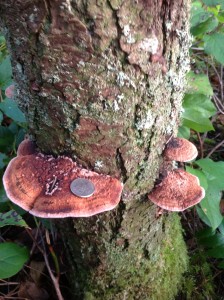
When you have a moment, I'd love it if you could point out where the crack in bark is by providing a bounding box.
[116,148,128,182]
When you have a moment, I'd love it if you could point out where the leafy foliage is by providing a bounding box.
[0,33,29,279]
[180,0,224,269]
[0,242,29,279]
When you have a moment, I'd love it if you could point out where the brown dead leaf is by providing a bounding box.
[18,281,49,300]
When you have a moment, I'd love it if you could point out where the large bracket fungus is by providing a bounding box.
[148,169,205,211]
[3,140,123,218]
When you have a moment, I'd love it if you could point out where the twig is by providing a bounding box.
[25,228,64,300]
[213,94,224,114]
[196,131,204,158]
[206,139,224,158]
[221,65,224,102]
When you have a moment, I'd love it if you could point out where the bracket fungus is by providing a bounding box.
[148,169,205,211]
[16,138,37,156]
[3,140,123,218]
[164,137,198,162]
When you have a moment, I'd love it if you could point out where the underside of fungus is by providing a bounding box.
[148,169,205,211]
[3,140,123,218]
[164,137,198,162]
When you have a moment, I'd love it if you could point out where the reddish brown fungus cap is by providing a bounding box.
[148,169,205,211]
[17,139,37,156]
[3,154,123,218]
[164,137,198,162]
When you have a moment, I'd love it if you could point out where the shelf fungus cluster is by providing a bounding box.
[148,137,205,211]
[3,139,123,218]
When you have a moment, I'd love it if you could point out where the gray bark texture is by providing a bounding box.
[0,0,191,299]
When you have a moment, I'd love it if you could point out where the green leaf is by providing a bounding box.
[218,218,224,235]
[199,232,224,247]
[0,99,26,123]
[177,126,190,139]
[0,242,29,279]
[186,72,213,96]
[0,152,7,169]
[204,33,224,64]
[0,126,15,152]
[191,4,211,28]
[0,111,3,123]
[196,205,212,227]
[186,166,208,190]
[0,210,29,228]
[196,227,215,239]
[191,15,218,36]
[195,158,224,229]
[199,184,223,229]
[0,56,12,89]
[217,11,224,23]
[182,93,216,132]
[207,245,224,258]
[202,0,224,9]
[196,158,224,189]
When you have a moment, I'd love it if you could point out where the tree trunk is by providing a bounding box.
[1,0,191,298]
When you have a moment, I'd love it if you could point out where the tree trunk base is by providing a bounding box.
[60,213,188,300]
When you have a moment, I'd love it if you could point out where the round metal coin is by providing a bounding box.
[70,178,95,198]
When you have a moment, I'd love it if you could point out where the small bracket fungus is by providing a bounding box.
[17,139,37,156]
[164,137,198,162]
[148,169,205,211]
[3,140,123,218]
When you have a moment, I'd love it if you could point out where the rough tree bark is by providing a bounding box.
[1,0,191,299]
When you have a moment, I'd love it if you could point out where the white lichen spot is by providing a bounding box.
[117,94,124,102]
[116,72,136,89]
[139,36,159,54]
[123,25,130,37]
[135,110,154,130]
[94,160,104,169]
[52,75,60,83]
[123,24,135,44]
[16,63,23,73]
[127,35,136,44]
[77,60,85,67]
[114,100,119,111]
[165,21,173,32]
[29,13,35,23]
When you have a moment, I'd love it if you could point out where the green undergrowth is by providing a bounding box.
[83,214,188,300]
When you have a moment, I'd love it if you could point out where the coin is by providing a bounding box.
[70,178,95,198]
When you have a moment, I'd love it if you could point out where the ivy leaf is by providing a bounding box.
[0,210,29,228]
[182,93,216,132]
[177,125,190,139]
[191,3,211,28]
[195,158,224,229]
[186,166,208,190]
[0,111,3,123]
[201,0,224,9]
[0,153,7,169]
[0,98,26,123]
[0,126,15,152]
[204,33,224,64]
[0,56,12,89]
[191,15,218,36]
[0,242,29,279]
[186,72,213,96]
[199,183,222,229]
[196,158,224,189]
[196,206,212,227]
